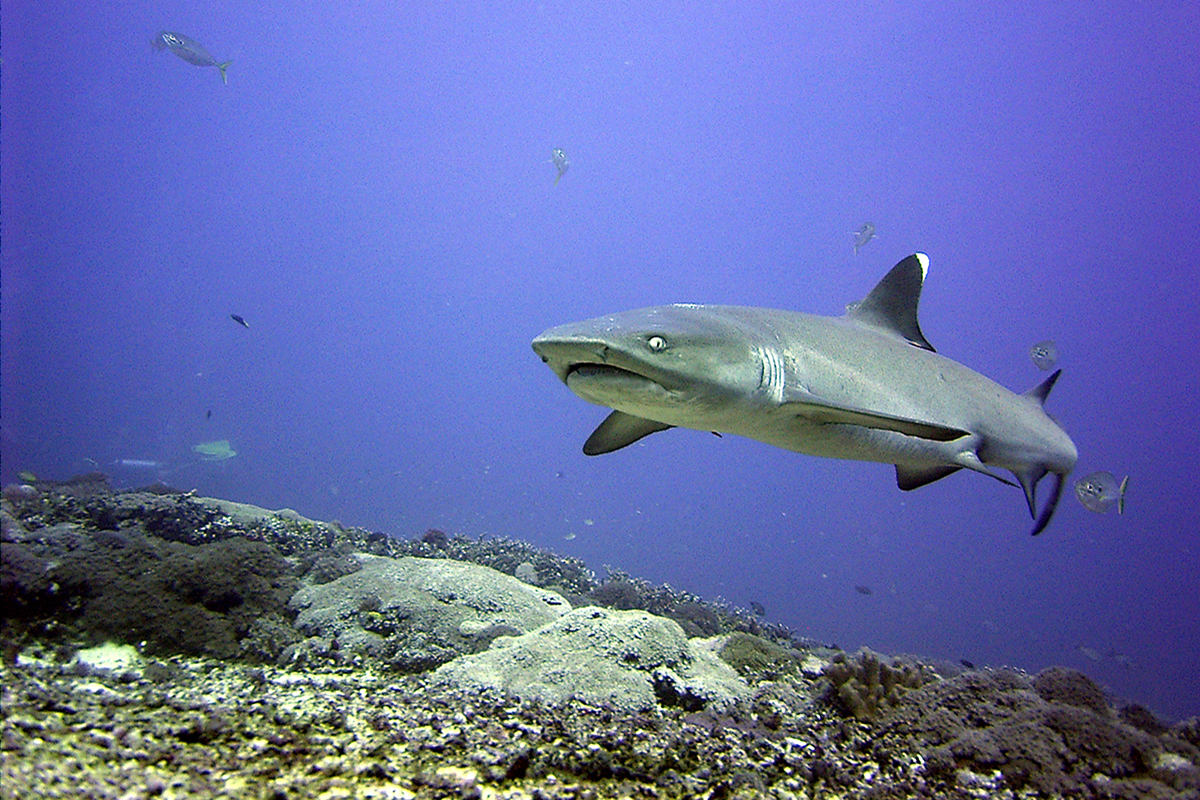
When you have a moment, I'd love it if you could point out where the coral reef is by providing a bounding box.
[872,667,1200,797]
[1033,665,1110,715]
[822,646,937,721]
[434,607,748,713]
[719,631,800,680]
[3,515,296,661]
[287,555,570,671]
[3,477,1199,798]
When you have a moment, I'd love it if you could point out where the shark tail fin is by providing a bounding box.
[1025,369,1062,405]
[1013,463,1070,536]
[218,60,233,85]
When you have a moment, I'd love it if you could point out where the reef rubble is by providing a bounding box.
[2,476,1198,798]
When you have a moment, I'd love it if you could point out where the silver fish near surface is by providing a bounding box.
[551,148,570,186]
[152,31,233,85]
[852,222,876,254]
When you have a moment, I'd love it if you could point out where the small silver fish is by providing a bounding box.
[152,31,233,85]
[113,459,167,470]
[1030,340,1059,371]
[1074,471,1129,514]
[551,148,570,185]
[852,222,876,254]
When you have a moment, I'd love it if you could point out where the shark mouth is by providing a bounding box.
[567,363,633,379]
[567,363,662,391]
[564,363,681,412]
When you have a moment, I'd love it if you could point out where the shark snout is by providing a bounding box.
[532,333,612,383]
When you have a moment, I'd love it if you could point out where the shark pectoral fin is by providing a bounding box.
[895,464,962,491]
[582,411,673,455]
[784,398,969,442]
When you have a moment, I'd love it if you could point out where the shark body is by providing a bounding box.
[532,253,1078,535]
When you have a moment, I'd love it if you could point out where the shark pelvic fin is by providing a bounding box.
[895,464,962,490]
[583,411,673,455]
[953,451,1019,487]
[845,253,936,351]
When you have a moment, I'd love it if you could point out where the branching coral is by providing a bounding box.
[823,646,937,721]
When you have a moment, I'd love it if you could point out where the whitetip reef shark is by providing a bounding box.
[532,253,1078,535]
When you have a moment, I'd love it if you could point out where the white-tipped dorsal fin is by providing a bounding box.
[845,253,936,351]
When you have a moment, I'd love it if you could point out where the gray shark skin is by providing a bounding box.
[532,253,1078,536]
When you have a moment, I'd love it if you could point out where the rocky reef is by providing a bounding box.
[3,475,1198,798]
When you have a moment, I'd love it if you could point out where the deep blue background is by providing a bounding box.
[4,2,1198,719]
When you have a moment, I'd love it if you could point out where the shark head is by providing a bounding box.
[533,305,768,431]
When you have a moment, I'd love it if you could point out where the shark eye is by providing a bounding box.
[647,335,668,352]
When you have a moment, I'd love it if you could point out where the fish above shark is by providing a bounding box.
[532,253,1078,535]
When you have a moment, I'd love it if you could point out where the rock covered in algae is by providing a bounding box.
[434,606,749,712]
[289,555,572,672]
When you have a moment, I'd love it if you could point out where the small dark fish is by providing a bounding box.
[1108,651,1134,669]
[551,148,570,185]
[230,314,249,328]
[1029,340,1058,371]
[152,31,233,85]
[749,601,766,617]
[854,584,873,595]
[852,222,876,254]
[959,659,976,669]
[206,409,212,420]
[1075,471,1129,514]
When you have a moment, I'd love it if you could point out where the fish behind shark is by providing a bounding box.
[532,253,1078,535]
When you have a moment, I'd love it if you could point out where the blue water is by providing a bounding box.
[3,2,1197,719]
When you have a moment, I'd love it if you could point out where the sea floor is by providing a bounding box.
[2,475,1198,799]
